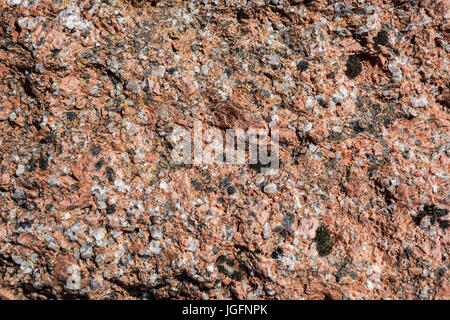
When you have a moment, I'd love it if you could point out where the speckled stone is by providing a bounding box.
[0,0,449,300]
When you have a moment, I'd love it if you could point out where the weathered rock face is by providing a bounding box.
[0,0,448,300]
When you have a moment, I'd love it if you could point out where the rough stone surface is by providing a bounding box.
[0,0,449,300]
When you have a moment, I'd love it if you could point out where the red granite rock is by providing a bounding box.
[0,0,448,300]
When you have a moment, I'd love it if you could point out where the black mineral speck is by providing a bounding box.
[18,218,32,229]
[226,185,236,195]
[374,30,389,46]
[237,10,249,21]
[281,213,295,229]
[27,157,36,172]
[217,265,228,275]
[106,204,116,215]
[90,145,101,157]
[297,60,309,71]
[271,246,284,259]
[105,167,115,182]
[167,67,177,75]
[435,267,446,278]
[416,204,448,225]
[314,225,333,256]
[230,271,243,281]
[439,220,449,233]
[66,112,77,121]
[216,255,227,265]
[345,55,362,79]
[40,134,56,144]
[191,179,202,191]
[402,247,413,259]
[38,155,48,170]
[225,259,235,267]
[351,121,365,134]
[95,157,105,171]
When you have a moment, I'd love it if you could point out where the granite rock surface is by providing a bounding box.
[0,0,449,299]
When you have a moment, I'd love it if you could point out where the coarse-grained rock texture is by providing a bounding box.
[0,0,449,300]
